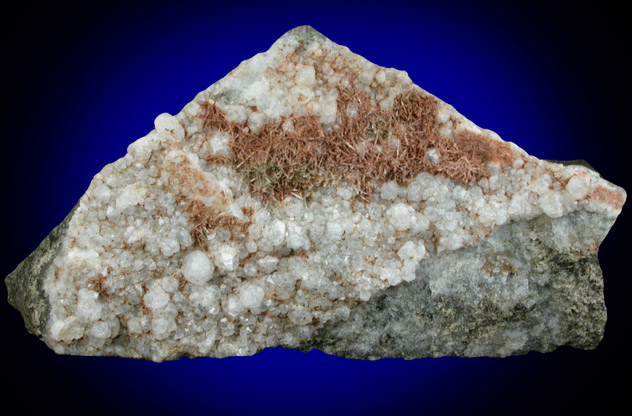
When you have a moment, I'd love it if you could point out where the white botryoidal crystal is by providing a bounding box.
[239,283,265,310]
[566,173,592,200]
[386,203,416,231]
[5,25,626,362]
[397,241,426,262]
[143,286,170,311]
[181,250,214,284]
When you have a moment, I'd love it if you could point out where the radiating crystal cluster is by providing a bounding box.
[6,26,625,362]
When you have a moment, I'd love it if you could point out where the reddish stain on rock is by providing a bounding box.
[198,88,514,201]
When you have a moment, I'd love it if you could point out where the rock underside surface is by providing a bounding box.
[6,26,626,362]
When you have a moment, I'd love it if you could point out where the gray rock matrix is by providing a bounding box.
[7,199,613,359]
[300,208,608,358]
[5,26,626,361]
[8,206,77,339]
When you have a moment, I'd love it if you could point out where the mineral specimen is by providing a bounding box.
[6,25,626,362]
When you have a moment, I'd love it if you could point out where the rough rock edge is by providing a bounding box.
[299,209,607,359]
[4,160,616,359]
[6,204,77,338]
[286,25,329,45]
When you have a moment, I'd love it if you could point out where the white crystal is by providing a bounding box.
[295,64,316,86]
[90,322,111,339]
[215,244,239,272]
[288,308,313,325]
[387,203,416,231]
[15,25,624,363]
[209,132,232,156]
[181,250,214,284]
[540,192,564,218]
[397,241,426,261]
[380,181,401,200]
[76,288,102,321]
[152,316,176,339]
[159,238,180,257]
[263,219,286,246]
[426,148,440,164]
[257,255,279,273]
[143,286,170,310]
[189,285,221,310]
[239,283,265,309]
[154,113,185,141]
[567,174,591,200]
[115,184,143,210]
[379,265,402,286]
[50,316,84,343]
[223,295,244,317]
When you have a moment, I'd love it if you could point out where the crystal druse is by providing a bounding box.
[6,26,625,361]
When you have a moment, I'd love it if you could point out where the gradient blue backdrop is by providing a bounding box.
[3,1,629,415]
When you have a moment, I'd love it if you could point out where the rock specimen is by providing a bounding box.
[6,26,626,362]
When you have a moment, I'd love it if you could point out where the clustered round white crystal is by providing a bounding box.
[42,27,621,362]
[201,24,414,131]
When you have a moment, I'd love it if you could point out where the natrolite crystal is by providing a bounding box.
[6,26,626,362]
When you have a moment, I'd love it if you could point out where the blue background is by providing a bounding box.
[2,1,629,414]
